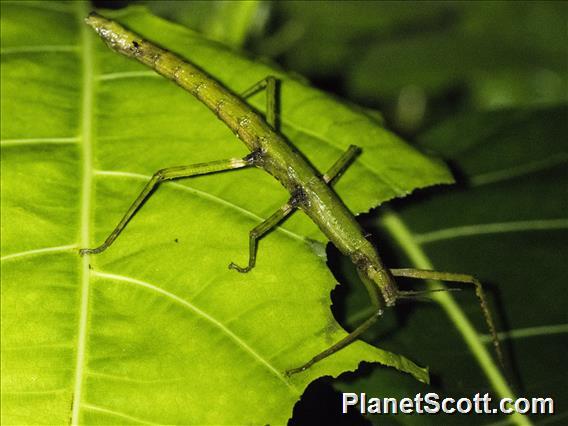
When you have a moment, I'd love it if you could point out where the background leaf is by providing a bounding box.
[258,1,568,133]
[0,2,454,425]
[333,105,567,425]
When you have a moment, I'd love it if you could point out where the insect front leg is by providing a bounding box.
[80,156,253,256]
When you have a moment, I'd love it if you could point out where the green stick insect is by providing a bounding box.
[82,13,502,376]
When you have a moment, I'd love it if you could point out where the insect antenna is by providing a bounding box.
[397,288,462,297]
[395,288,461,303]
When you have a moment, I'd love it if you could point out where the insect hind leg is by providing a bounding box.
[285,308,383,376]
[390,268,503,366]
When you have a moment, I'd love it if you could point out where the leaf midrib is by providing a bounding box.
[72,1,94,424]
[70,7,306,420]
[380,210,532,426]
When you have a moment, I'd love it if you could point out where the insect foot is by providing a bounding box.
[228,262,252,273]
[284,365,308,377]
[79,247,103,256]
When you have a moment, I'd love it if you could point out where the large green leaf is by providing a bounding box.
[333,105,567,425]
[0,2,452,424]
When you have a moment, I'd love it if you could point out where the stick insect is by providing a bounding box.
[82,13,502,376]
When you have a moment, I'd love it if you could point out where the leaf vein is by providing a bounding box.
[97,70,160,81]
[86,371,182,385]
[479,324,568,343]
[81,403,156,425]
[0,137,79,147]
[1,244,76,262]
[1,0,74,14]
[414,219,568,244]
[92,270,299,393]
[0,45,78,55]
[470,154,568,186]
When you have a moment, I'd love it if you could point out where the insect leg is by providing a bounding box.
[323,145,361,184]
[390,268,503,365]
[286,269,383,375]
[286,309,383,376]
[80,157,252,256]
[240,76,278,129]
[228,202,295,273]
[228,143,362,274]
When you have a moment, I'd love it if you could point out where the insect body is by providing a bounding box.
[82,13,501,375]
